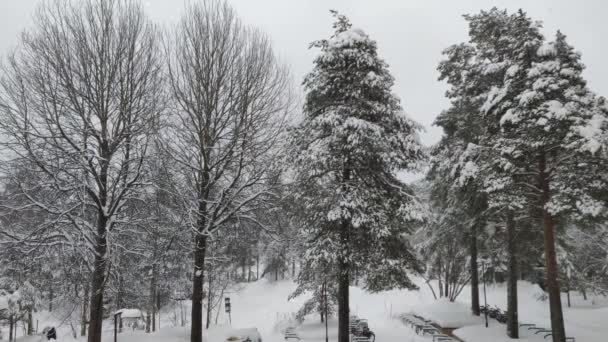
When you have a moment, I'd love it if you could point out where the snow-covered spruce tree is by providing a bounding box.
[480,22,608,341]
[289,12,425,342]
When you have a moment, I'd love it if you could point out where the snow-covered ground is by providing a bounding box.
[5,278,608,342]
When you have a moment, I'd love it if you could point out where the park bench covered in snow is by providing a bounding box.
[283,326,300,341]
[225,328,263,342]
[517,323,575,341]
[400,313,457,341]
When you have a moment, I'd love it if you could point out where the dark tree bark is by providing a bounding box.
[506,210,519,338]
[191,234,208,342]
[206,259,213,329]
[470,223,480,316]
[337,265,350,342]
[540,155,566,342]
[9,314,14,342]
[149,262,157,333]
[248,253,252,282]
[27,309,33,335]
[444,264,450,298]
[88,213,108,342]
[49,286,53,312]
[337,166,351,342]
[81,282,89,336]
[543,210,566,342]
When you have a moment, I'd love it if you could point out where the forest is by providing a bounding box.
[0,1,607,342]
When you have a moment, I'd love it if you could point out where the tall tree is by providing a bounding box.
[165,1,292,341]
[433,39,490,318]
[289,12,425,342]
[0,1,164,341]
[466,8,608,340]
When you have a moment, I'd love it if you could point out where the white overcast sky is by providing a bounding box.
[1,0,607,146]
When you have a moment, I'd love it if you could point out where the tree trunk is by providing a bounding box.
[9,314,14,342]
[180,298,185,327]
[87,207,109,342]
[242,258,246,281]
[582,288,587,301]
[444,264,449,299]
[27,309,33,335]
[87,256,105,342]
[191,233,208,342]
[540,154,566,342]
[81,282,89,336]
[150,262,157,333]
[206,261,213,330]
[256,254,259,280]
[470,223,480,316]
[543,209,566,342]
[49,286,54,312]
[248,254,252,282]
[337,163,351,342]
[337,265,350,342]
[506,210,519,338]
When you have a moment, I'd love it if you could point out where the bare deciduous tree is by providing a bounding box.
[165,1,293,341]
[0,1,164,341]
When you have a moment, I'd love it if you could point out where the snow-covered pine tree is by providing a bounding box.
[289,11,425,342]
[482,24,608,341]
[450,9,546,338]
[432,41,490,317]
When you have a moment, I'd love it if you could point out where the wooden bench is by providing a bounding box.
[432,335,455,342]
[284,327,300,341]
[352,337,370,342]
[541,333,575,342]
